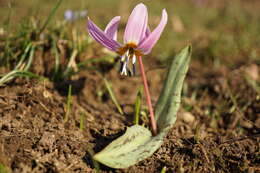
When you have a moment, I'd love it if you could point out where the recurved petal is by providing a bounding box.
[104,16,121,41]
[138,9,168,55]
[87,18,121,52]
[124,3,148,45]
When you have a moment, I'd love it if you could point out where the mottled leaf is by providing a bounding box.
[155,45,192,132]
[93,125,165,168]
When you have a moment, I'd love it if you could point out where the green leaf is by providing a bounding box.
[38,0,64,34]
[93,125,165,168]
[134,87,143,125]
[103,78,124,115]
[155,45,192,132]
[93,45,192,168]
[0,70,45,86]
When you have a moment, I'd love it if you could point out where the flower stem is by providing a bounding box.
[137,56,157,135]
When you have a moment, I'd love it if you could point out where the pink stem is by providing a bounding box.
[137,55,157,135]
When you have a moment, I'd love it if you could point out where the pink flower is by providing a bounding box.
[87,3,168,75]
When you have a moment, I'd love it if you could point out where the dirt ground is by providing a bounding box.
[0,46,259,173]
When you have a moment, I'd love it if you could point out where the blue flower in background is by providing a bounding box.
[64,10,88,22]
[64,10,75,21]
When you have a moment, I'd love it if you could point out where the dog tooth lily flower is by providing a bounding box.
[87,3,167,76]
[87,3,168,135]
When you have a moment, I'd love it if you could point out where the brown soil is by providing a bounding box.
[0,52,260,173]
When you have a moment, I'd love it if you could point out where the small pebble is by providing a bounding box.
[182,112,195,123]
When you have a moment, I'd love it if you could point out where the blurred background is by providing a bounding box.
[1,0,259,64]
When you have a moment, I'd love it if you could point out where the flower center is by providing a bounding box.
[117,43,142,76]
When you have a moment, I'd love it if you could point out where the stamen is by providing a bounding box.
[121,62,127,75]
[132,54,136,64]
[132,63,136,75]
[119,61,124,73]
[119,47,138,76]
[126,49,130,57]
[120,54,130,76]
